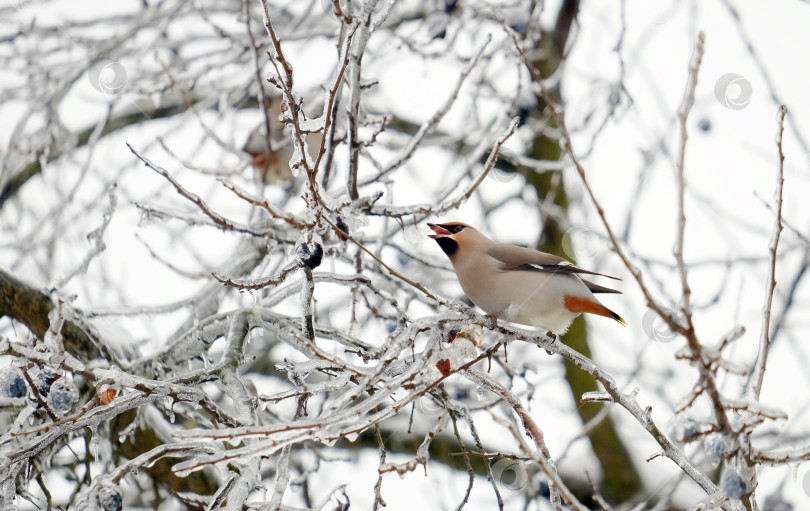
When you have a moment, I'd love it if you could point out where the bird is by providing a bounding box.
[243,95,323,185]
[427,221,626,336]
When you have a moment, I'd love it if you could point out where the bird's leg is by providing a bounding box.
[542,330,557,355]
[485,313,500,328]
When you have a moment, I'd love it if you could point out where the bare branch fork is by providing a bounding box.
[259,0,325,205]
[127,144,263,236]
[466,369,584,511]
[362,34,494,186]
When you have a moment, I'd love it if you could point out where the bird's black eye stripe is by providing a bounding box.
[440,224,465,234]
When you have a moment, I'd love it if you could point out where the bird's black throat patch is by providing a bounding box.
[434,237,458,257]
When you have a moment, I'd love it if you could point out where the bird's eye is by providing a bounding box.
[449,225,465,233]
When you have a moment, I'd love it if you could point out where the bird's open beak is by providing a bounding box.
[428,223,452,238]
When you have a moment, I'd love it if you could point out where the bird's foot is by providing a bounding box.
[485,313,500,327]
[543,331,557,355]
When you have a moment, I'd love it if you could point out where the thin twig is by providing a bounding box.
[674,33,703,321]
[360,35,492,185]
[366,117,519,218]
[316,19,358,185]
[346,1,383,199]
[259,0,321,205]
[319,214,444,303]
[244,0,274,182]
[372,423,387,511]
[219,178,308,229]
[128,144,260,236]
[213,260,300,291]
[449,411,475,511]
[750,105,787,398]
[465,369,584,511]
[301,267,316,341]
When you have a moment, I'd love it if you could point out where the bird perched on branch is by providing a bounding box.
[243,95,323,185]
[428,222,626,336]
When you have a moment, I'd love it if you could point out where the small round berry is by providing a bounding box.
[721,470,746,500]
[704,433,726,464]
[0,366,27,398]
[48,378,79,415]
[98,486,123,511]
[296,241,323,269]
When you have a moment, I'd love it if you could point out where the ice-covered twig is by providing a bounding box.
[750,444,810,464]
[219,178,308,229]
[379,413,446,475]
[673,33,703,322]
[346,0,384,199]
[320,214,444,302]
[128,144,265,236]
[213,259,301,291]
[486,322,721,496]
[749,105,787,398]
[466,368,581,510]
[362,35,492,186]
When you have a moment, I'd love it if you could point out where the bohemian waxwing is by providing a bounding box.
[428,222,626,335]
[243,95,323,185]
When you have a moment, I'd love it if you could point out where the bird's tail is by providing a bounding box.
[564,295,627,326]
[607,308,627,326]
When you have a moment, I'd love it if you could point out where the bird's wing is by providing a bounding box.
[581,279,622,294]
[485,244,621,281]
